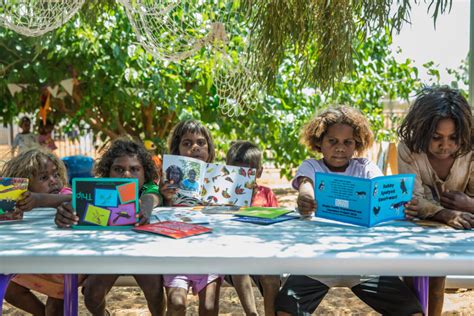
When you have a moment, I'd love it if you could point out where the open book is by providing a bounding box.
[163,154,256,206]
[0,177,28,221]
[133,221,212,239]
[314,173,415,227]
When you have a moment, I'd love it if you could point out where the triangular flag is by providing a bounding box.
[47,85,59,98]
[56,91,67,99]
[7,84,23,96]
[60,78,74,96]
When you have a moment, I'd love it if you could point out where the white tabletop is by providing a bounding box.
[0,208,473,276]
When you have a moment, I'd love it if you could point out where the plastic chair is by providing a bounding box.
[61,155,94,185]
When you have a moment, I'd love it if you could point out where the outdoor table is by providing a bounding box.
[1,208,473,315]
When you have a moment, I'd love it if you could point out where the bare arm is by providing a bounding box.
[16,192,72,212]
[296,177,317,217]
[137,193,161,225]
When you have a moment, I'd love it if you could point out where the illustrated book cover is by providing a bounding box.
[314,173,415,227]
[234,207,293,219]
[133,221,212,239]
[0,177,29,221]
[72,178,139,228]
[162,154,256,206]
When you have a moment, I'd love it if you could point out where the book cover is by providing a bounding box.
[232,214,299,225]
[153,207,210,224]
[0,177,29,221]
[162,154,256,206]
[234,207,292,219]
[314,173,415,227]
[133,221,212,239]
[72,178,139,228]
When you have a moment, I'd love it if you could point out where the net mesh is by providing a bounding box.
[0,0,85,37]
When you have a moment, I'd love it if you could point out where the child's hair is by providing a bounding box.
[300,106,374,155]
[95,138,158,183]
[165,165,184,182]
[168,119,215,162]
[398,86,473,156]
[1,147,68,186]
[19,116,31,126]
[226,140,262,169]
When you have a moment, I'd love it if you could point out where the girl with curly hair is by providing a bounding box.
[275,106,423,316]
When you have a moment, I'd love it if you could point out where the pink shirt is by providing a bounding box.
[251,185,278,207]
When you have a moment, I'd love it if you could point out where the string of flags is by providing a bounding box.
[6,78,75,98]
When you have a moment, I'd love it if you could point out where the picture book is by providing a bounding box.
[162,154,256,206]
[314,173,415,227]
[153,207,210,224]
[234,207,293,219]
[0,177,28,221]
[72,178,139,228]
[232,214,299,225]
[133,221,212,239]
[194,205,241,214]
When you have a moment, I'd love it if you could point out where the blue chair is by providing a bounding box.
[62,155,94,185]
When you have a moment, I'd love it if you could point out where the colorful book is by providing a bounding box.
[0,177,28,221]
[153,208,210,224]
[133,221,212,239]
[162,154,256,206]
[232,214,299,225]
[72,178,139,229]
[314,173,415,227]
[234,207,293,219]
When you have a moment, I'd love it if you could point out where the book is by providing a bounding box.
[153,207,210,224]
[133,221,212,239]
[234,207,293,219]
[162,154,256,206]
[0,177,29,221]
[314,173,415,227]
[232,214,299,225]
[72,178,139,228]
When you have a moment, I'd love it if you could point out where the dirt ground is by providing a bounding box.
[3,169,474,315]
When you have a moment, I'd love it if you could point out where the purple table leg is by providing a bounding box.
[0,274,15,316]
[63,274,78,316]
[414,276,429,315]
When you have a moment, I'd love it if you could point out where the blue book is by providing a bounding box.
[232,214,299,225]
[314,173,415,227]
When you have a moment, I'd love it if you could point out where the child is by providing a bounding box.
[225,140,280,316]
[38,118,58,151]
[397,86,473,316]
[275,106,423,316]
[54,138,165,316]
[1,147,73,315]
[180,169,199,191]
[11,116,38,155]
[160,119,221,316]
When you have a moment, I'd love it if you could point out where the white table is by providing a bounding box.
[1,208,473,315]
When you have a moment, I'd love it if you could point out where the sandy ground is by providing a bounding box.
[3,169,474,315]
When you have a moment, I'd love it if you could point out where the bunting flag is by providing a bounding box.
[7,84,24,96]
[39,90,51,126]
[60,78,74,96]
[47,85,59,98]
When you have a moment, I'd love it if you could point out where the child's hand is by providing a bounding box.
[440,191,474,212]
[297,191,317,218]
[137,210,150,226]
[160,181,178,205]
[54,202,79,228]
[404,198,420,220]
[15,191,39,212]
[433,209,474,230]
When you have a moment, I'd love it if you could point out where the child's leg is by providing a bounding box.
[166,287,188,316]
[259,275,280,316]
[197,277,222,316]
[45,297,63,316]
[227,275,257,316]
[83,274,118,316]
[4,281,45,315]
[275,275,329,316]
[428,276,446,316]
[134,274,166,316]
[351,276,423,315]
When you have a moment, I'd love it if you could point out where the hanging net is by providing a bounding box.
[0,0,85,37]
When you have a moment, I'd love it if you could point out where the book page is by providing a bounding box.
[0,177,28,221]
[162,155,206,200]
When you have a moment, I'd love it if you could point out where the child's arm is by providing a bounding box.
[439,191,474,213]
[55,202,79,228]
[16,191,72,212]
[296,177,317,217]
[138,193,161,225]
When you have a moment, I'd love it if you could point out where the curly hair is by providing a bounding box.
[300,106,374,155]
[95,138,158,183]
[398,86,473,156]
[1,147,68,188]
[165,165,184,183]
[168,119,215,162]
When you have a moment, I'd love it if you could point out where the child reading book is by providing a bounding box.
[398,86,474,316]
[225,140,280,316]
[1,147,73,315]
[275,106,423,315]
[159,119,222,315]
[54,138,165,315]
[11,116,38,155]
